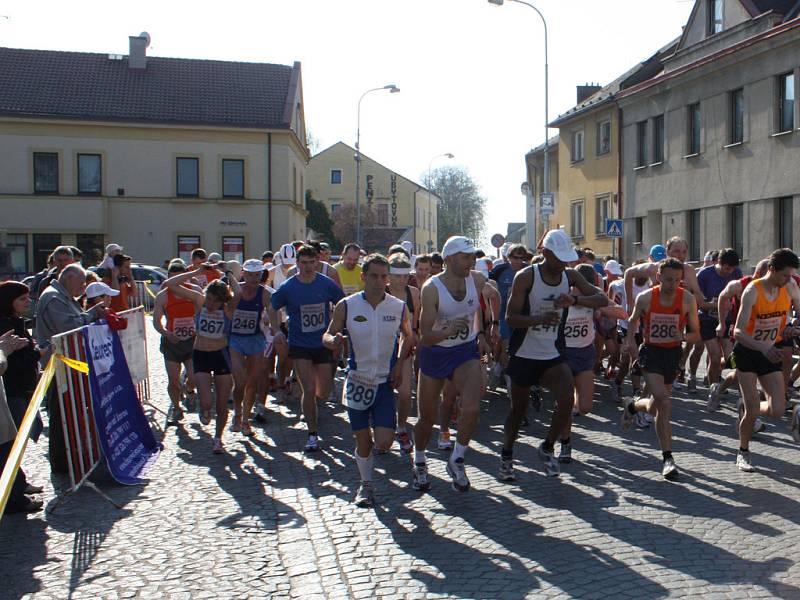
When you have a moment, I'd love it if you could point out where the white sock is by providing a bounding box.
[414,450,426,465]
[452,441,468,462]
[355,451,374,482]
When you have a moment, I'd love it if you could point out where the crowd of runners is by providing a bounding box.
[150,232,800,507]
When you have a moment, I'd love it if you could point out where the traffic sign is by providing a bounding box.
[606,219,624,238]
[491,233,506,249]
[540,193,554,216]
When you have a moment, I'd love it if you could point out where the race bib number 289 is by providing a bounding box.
[342,371,380,410]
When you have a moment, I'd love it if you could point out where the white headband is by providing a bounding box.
[389,267,411,275]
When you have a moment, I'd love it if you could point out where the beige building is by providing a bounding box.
[0,36,309,275]
[524,135,559,248]
[306,142,439,253]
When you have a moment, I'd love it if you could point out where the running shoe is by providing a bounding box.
[707,383,722,411]
[184,390,197,412]
[199,409,211,426]
[412,462,431,491]
[530,386,543,412]
[538,442,560,477]
[620,398,636,431]
[790,405,800,443]
[437,431,453,450]
[253,404,269,423]
[212,438,224,454]
[499,454,516,481]
[167,405,183,425]
[241,421,255,437]
[304,434,320,452]
[753,417,766,434]
[446,457,470,492]
[634,411,651,429]
[662,457,678,480]
[558,441,572,464]
[396,430,413,454]
[355,481,374,508]
[736,450,755,472]
[686,377,697,394]
[230,414,242,433]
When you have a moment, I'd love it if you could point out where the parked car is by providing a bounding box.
[89,263,166,311]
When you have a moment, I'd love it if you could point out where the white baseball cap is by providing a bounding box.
[207,252,222,263]
[242,258,266,273]
[86,282,120,299]
[542,229,579,263]
[400,240,413,254]
[278,243,297,265]
[441,236,478,259]
[604,259,623,276]
[105,243,123,254]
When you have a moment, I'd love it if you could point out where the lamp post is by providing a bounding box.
[355,84,400,247]
[488,0,549,242]
[424,153,454,251]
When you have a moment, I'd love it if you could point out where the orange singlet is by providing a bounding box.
[643,286,686,349]
[744,279,790,345]
[165,287,197,341]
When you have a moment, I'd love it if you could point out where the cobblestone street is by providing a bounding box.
[2,326,800,599]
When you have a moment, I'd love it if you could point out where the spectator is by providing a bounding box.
[69,246,83,266]
[32,246,74,301]
[109,254,138,312]
[84,281,119,310]
[208,252,223,264]
[0,330,43,513]
[98,243,124,270]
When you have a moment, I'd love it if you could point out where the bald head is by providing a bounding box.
[58,264,87,298]
[754,258,770,278]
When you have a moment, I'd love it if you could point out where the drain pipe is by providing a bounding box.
[267,133,273,249]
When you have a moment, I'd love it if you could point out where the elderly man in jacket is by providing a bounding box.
[35,264,106,472]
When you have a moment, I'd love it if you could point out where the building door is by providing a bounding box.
[32,233,61,272]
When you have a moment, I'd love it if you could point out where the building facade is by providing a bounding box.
[306,142,439,253]
[524,135,559,248]
[0,37,309,275]
[619,0,800,266]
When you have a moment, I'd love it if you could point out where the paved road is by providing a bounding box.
[2,326,800,599]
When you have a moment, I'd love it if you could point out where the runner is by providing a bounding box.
[335,243,365,296]
[412,236,494,492]
[267,243,297,402]
[411,254,432,290]
[288,241,343,289]
[164,264,240,454]
[153,260,197,424]
[324,254,413,507]
[731,249,800,472]
[621,258,700,479]
[386,252,420,454]
[228,259,273,437]
[189,249,223,288]
[608,269,651,405]
[430,252,444,276]
[500,229,606,480]
[269,244,345,451]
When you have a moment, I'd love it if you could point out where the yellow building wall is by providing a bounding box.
[555,107,620,257]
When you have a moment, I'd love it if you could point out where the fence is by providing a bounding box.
[133,280,157,313]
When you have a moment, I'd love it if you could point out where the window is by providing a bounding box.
[221,159,244,198]
[292,165,297,203]
[177,235,201,264]
[652,115,665,164]
[33,152,58,193]
[32,233,61,272]
[6,234,28,274]
[596,195,610,235]
[778,73,795,134]
[571,130,584,163]
[688,103,701,155]
[730,203,744,259]
[596,120,611,155]
[77,154,101,194]
[635,217,644,245]
[570,200,584,239]
[730,89,744,144]
[778,197,793,248]
[330,169,342,184]
[330,203,341,215]
[636,121,648,167]
[689,209,701,261]
[376,203,389,227]
[708,0,723,35]
[222,236,244,262]
[176,158,199,197]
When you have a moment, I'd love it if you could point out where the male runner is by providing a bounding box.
[335,243,365,295]
[324,254,412,507]
[621,258,700,479]
[732,249,800,471]
[500,229,606,480]
[269,245,344,451]
[412,236,494,492]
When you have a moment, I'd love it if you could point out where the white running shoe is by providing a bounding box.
[707,383,722,411]
[736,450,755,472]
[790,405,800,444]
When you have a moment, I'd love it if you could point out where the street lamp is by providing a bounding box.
[421,153,454,251]
[355,84,400,247]
[488,0,549,243]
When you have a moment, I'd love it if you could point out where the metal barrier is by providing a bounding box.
[133,280,157,313]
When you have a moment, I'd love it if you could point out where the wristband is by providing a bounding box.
[572,295,579,306]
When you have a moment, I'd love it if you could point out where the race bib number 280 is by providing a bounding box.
[342,371,380,410]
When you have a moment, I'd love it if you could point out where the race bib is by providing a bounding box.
[564,308,594,346]
[300,303,325,333]
[753,316,781,343]
[196,312,226,339]
[531,298,560,334]
[342,371,381,410]
[194,273,208,288]
[648,313,681,344]
[444,317,472,342]
[231,309,259,335]
[171,316,196,341]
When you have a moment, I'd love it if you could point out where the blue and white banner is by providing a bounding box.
[83,322,161,485]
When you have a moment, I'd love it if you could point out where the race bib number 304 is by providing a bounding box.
[300,303,326,333]
[342,371,380,410]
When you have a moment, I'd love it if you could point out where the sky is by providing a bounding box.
[1,0,694,247]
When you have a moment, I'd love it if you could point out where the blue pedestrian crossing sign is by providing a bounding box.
[605,219,624,238]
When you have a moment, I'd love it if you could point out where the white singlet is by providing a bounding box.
[431,274,480,348]
[344,292,406,382]
[610,279,651,330]
[511,263,569,360]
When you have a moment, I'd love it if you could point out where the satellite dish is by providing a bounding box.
[139,32,151,47]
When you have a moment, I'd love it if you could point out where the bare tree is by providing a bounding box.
[423,166,487,243]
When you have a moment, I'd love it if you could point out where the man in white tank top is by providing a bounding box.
[501,229,607,480]
[413,236,494,493]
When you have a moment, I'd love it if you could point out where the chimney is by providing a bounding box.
[128,32,150,70]
[576,83,602,104]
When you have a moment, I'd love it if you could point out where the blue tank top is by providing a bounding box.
[230,287,265,336]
